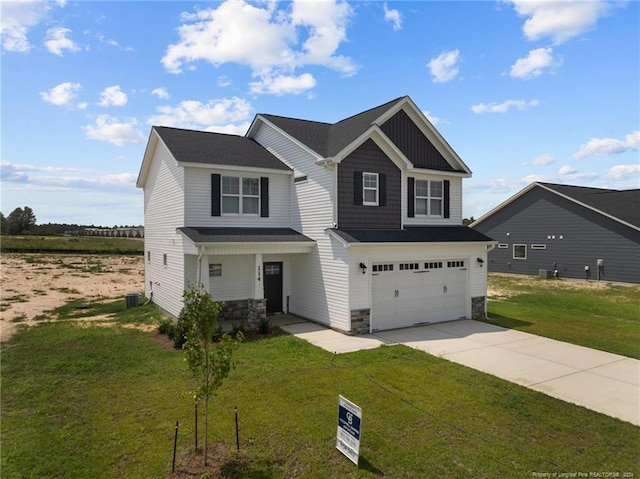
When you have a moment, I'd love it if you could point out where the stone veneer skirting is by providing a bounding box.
[471,296,486,320]
[219,298,266,329]
[350,308,371,335]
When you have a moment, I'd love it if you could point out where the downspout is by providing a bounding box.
[196,246,205,286]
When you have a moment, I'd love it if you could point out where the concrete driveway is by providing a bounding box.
[278,317,639,426]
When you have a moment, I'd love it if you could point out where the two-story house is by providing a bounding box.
[136,96,494,334]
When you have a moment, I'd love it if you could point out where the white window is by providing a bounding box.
[222,176,259,215]
[513,244,527,259]
[415,180,443,216]
[363,172,379,206]
[531,244,547,250]
[498,243,508,249]
[209,263,222,277]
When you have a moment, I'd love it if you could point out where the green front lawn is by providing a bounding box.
[2,300,638,478]
[486,274,640,359]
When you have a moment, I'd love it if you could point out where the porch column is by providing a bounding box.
[253,253,263,299]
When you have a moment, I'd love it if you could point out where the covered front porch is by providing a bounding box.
[179,227,315,328]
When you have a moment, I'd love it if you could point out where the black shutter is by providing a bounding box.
[354,171,363,205]
[379,173,386,206]
[407,177,415,218]
[260,177,269,218]
[443,179,450,219]
[211,174,221,216]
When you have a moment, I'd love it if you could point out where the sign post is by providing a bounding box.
[336,395,362,465]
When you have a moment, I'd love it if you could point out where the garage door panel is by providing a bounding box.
[372,260,468,331]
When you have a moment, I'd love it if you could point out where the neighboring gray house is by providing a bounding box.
[137,96,494,334]
[471,182,640,283]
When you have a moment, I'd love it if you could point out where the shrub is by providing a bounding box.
[258,317,271,335]
[157,317,175,337]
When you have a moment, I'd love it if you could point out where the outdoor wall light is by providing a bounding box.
[359,262,367,274]
[477,257,484,266]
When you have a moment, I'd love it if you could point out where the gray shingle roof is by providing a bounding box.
[178,227,314,243]
[261,97,405,157]
[332,226,494,244]
[540,182,640,228]
[154,126,291,171]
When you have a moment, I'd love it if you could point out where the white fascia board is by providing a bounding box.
[537,183,640,232]
[329,126,412,170]
[470,182,539,227]
[393,98,472,176]
[325,228,351,248]
[136,127,160,188]
[178,162,293,176]
[347,241,496,248]
[251,114,325,162]
[408,167,470,178]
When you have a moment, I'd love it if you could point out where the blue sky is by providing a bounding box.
[2,0,638,227]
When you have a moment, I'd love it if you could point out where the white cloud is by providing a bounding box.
[84,115,145,146]
[471,99,539,114]
[98,85,128,107]
[249,72,316,95]
[44,26,80,55]
[218,76,232,87]
[573,130,640,159]
[1,0,53,52]
[151,87,169,100]
[510,47,561,80]
[383,3,402,31]
[506,0,616,44]
[40,82,81,106]
[422,110,443,127]
[161,0,355,95]
[148,97,252,132]
[557,164,598,182]
[531,154,555,166]
[1,161,137,191]
[606,164,640,182]
[96,33,133,51]
[427,49,460,83]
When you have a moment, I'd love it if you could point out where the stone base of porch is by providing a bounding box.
[219,298,266,329]
[471,296,486,320]
[350,308,371,335]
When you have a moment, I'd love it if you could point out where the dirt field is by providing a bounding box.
[1,253,144,343]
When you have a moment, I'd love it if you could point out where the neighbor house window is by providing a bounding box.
[362,172,379,206]
[531,244,547,250]
[221,176,259,214]
[498,243,508,249]
[209,263,222,277]
[513,244,527,259]
[415,180,443,216]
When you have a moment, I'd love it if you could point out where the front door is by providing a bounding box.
[263,262,283,314]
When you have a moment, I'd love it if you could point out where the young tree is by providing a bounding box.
[6,206,37,234]
[179,285,242,466]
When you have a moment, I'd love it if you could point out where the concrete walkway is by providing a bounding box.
[277,317,639,426]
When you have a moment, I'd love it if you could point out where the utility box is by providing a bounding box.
[125,293,140,309]
[597,259,604,267]
[539,269,553,279]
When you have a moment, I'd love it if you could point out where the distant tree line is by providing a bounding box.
[1,206,141,236]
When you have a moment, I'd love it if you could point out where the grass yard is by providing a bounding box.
[0,235,144,254]
[2,299,639,478]
[486,274,640,359]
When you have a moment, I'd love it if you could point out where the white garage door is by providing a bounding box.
[371,259,468,331]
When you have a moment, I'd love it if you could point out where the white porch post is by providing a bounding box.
[253,253,263,299]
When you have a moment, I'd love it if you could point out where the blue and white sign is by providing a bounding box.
[336,395,362,465]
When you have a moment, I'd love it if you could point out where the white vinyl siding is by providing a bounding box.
[183,167,290,227]
[403,174,463,226]
[143,138,187,318]
[206,255,254,300]
[253,121,349,330]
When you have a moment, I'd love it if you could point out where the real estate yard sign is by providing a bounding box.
[336,395,362,465]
